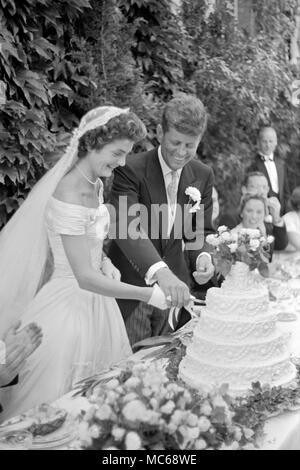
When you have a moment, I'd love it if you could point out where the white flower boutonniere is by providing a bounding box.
[185,186,201,213]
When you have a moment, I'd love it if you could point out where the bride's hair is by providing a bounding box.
[77,112,147,159]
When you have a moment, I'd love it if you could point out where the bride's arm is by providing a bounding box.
[61,233,153,302]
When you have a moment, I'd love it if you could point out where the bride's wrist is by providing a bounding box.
[140,287,153,303]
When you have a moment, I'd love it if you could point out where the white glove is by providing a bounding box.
[147,284,168,310]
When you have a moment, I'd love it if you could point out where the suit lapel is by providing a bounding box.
[255,155,273,191]
[274,158,284,199]
[144,150,169,251]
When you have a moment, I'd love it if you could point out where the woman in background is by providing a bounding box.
[283,186,300,251]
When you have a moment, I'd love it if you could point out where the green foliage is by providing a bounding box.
[119,0,190,101]
[2,0,300,227]
[0,0,95,227]
[182,0,300,212]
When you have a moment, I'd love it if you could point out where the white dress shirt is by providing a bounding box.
[145,147,210,285]
[260,152,279,194]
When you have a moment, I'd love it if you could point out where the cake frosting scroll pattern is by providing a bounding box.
[179,262,296,394]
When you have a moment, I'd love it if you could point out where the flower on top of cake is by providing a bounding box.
[206,226,274,278]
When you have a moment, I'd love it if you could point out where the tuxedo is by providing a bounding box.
[108,148,214,324]
[247,153,290,214]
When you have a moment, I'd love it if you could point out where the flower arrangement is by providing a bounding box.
[206,226,274,277]
[185,186,201,213]
[75,362,257,451]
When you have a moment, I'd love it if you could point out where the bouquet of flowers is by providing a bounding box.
[74,362,257,451]
[206,226,274,277]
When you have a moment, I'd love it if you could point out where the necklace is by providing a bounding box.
[75,165,99,185]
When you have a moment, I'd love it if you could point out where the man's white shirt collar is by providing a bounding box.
[157,146,182,179]
[259,152,274,162]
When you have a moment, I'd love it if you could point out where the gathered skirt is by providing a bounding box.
[0,278,132,422]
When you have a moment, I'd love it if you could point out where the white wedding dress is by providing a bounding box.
[0,189,132,421]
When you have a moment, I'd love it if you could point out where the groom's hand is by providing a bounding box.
[193,256,215,285]
[155,268,190,308]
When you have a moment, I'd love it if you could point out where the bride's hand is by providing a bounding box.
[101,257,121,281]
[147,284,170,310]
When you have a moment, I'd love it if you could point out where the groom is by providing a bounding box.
[108,94,215,345]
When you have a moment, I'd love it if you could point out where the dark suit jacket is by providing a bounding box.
[247,154,290,214]
[108,148,214,320]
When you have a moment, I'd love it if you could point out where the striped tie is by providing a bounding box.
[167,170,178,212]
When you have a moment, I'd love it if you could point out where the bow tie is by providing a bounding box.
[260,154,274,162]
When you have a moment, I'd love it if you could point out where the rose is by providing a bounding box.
[249,239,260,250]
[243,428,255,439]
[219,232,232,242]
[124,377,141,388]
[96,404,112,420]
[112,427,126,441]
[160,400,176,415]
[125,432,142,450]
[122,400,148,421]
[240,228,260,238]
[198,416,211,432]
[206,234,220,246]
[229,242,238,253]
[195,438,207,450]
[217,225,228,234]
[185,186,201,202]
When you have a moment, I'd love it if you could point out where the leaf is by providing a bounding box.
[0,164,19,183]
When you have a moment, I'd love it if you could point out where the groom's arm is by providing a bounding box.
[109,163,164,279]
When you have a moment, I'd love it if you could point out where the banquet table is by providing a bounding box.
[16,312,300,451]
[2,251,300,450]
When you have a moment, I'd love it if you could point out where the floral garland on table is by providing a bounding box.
[74,361,257,451]
[206,226,274,277]
[73,332,300,451]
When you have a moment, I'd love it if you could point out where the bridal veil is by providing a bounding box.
[0,106,129,335]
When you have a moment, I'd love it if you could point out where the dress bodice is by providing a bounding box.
[45,187,110,279]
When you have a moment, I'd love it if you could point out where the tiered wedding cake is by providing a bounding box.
[179,262,296,394]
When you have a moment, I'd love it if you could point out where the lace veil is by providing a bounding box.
[0,106,128,335]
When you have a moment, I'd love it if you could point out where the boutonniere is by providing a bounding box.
[185,186,201,213]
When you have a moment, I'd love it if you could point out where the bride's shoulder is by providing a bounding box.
[53,173,82,206]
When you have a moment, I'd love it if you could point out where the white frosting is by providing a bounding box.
[198,312,277,342]
[179,262,296,393]
[205,288,269,320]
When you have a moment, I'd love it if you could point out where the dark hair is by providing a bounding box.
[239,193,267,217]
[290,186,300,211]
[77,111,147,159]
[242,171,267,187]
[161,93,207,137]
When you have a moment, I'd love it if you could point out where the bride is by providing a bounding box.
[0,106,169,421]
